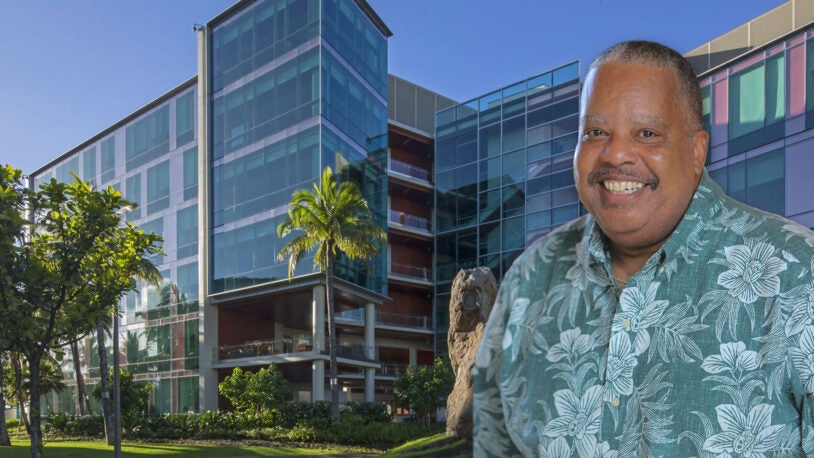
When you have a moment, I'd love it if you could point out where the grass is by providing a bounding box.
[380,433,471,458]
[3,439,347,457]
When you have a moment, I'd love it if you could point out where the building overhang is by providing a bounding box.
[209,272,389,306]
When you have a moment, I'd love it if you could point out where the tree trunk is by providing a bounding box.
[11,354,30,436]
[326,258,339,421]
[96,316,114,445]
[0,357,11,446]
[70,339,92,416]
[26,352,43,458]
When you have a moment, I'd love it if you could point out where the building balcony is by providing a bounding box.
[388,210,431,235]
[387,158,431,185]
[335,307,432,332]
[388,262,433,287]
[215,337,376,365]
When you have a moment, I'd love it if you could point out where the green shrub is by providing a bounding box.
[6,418,20,429]
[301,414,438,448]
[43,414,104,437]
[345,401,392,422]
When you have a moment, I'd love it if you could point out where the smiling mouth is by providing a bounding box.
[602,180,645,194]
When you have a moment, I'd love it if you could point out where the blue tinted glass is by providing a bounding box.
[177,205,198,259]
[212,126,318,226]
[82,146,96,183]
[146,160,170,214]
[321,0,387,97]
[553,62,579,85]
[212,48,319,159]
[101,137,115,183]
[125,105,170,171]
[176,90,195,146]
[322,50,387,153]
[211,0,319,92]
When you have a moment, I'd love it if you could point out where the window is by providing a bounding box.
[101,137,115,183]
[126,106,170,171]
[184,320,199,370]
[746,148,784,213]
[176,91,194,146]
[710,148,784,214]
[178,377,199,413]
[82,147,96,184]
[729,55,785,139]
[153,379,172,414]
[146,160,170,214]
[176,205,198,259]
[177,262,198,314]
[183,147,198,200]
[125,174,141,221]
[56,156,79,184]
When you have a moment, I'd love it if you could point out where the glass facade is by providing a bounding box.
[209,0,387,296]
[31,84,201,414]
[702,29,814,224]
[434,62,580,351]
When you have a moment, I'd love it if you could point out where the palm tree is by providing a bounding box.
[277,166,386,420]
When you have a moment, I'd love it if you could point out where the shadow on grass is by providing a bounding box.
[5,440,333,457]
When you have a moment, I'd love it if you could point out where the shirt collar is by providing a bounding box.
[582,169,723,269]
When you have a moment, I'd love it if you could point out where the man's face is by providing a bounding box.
[573,60,708,255]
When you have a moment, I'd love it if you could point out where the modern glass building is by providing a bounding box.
[686,1,814,228]
[34,78,203,415]
[433,62,580,353]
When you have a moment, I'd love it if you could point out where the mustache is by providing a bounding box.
[586,167,659,189]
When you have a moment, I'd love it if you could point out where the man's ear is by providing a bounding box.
[692,129,709,175]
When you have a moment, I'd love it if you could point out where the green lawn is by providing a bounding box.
[3,440,345,457]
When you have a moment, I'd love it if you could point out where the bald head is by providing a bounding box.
[589,40,703,133]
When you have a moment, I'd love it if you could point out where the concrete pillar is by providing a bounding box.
[365,368,375,402]
[409,347,418,367]
[364,302,375,358]
[313,285,326,352]
[364,302,376,402]
[195,24,219,412]
[312,360,325,401]
[312,285,326,401]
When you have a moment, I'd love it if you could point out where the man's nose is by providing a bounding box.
[600,134,637,166]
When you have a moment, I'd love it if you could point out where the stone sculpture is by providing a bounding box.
[445,267,497,439]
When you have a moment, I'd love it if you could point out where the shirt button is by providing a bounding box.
[621,319,631,329]
[658,266,665,274]
[610,397,620,407]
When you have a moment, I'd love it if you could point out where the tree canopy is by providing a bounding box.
[218,364,291,414]
[277,166,386,420]
[0,166,162,458]
[393,358,454,426]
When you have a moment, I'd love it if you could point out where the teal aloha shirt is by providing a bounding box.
[472,170,814,457]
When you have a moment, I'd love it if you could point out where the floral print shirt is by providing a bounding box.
[472,171,814,457]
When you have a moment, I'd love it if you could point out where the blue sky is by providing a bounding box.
[0,0,784,175]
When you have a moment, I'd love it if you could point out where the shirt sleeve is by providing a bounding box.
[472,266,524,457]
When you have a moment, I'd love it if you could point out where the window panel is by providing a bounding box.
[82,146,96,183]
[101,137,116,183]
[184,319,199,370]
[746,148,784,214]
[176,90,195,146]
[183,147,198,201]
[146,160,170,214]
[766,54,785,125]
[176,205,198,259]
[125,106,170,171]
[125,174,141,221]
[789,44,805,117]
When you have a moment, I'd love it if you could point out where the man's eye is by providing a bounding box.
[585,129,604,137]
[638,130,657,138]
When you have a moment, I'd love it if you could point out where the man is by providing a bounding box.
[472,40,814,457]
